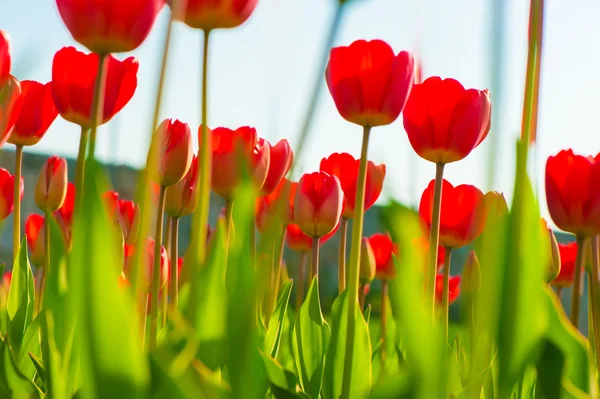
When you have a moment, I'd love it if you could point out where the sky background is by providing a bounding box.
[2,0,600,224]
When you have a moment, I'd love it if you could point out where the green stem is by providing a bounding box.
[225,200,234,267]
[87,53,108,160]
[341,125,371,399]
[426,163,445,314]
[149,186,166,348]
[39,212,51,309]
[381,279,388,362]
[442,247,453,347]
[169,217,179,313]
[295,252,307,309]
[13,144,22,262]
[267,227,286,320]
[571,236,584,329]
[589,236,600,383]
[74,128,89,210]
[162,216,171,326]
[338,217,348,293]
[311,237,320,280]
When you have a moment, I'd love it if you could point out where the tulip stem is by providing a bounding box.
[169,217,179,314]
[442,247,453,347]
[311,237,320,280]
[39,212,51,310]
[149,186,167,348]
[571,235,584,329]
[338,216,348,293]
[224,200,234,267]
[13,144,23,262]
[296,252,307,309]
[75,128,90,210]
[341,125,371,399]
[426,163,446,315]
[589,236,600,381]
[88,53,108,160]
[35,267,43,315]
[381,279,388,362]
[267,227,286,320]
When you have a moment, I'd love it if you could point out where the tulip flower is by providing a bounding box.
[359,237,376,285]
[294,172,343,239]
[286,223,314,253]
[368,233,397,281]
[0,168,23,220]
[0,31,11,79]
[103,191,119,218]
[56,0,164,54]
[209,126,271,200]
[8,81,58,146]
[552,242,578,289]
[123,238,169,293]
[52,47,138,129]
[118,199,139,245]
[326,39,415,128]
[169,0,259,30]
[261,139,293,196]
[165,155,199,219]
[2,272,10,288]
[256,179,296,233]
[35,156,68,213]
[54,182,75,247]
[156,119,193,187]
[0,74,21,148]
[403,77,492,165]
[25,214,45,267]
[435,274,460,305]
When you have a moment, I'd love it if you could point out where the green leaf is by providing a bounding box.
[447,341,463,397]
[260,351,309,399]
[322,291,371,399]
[6,237,35,352]
[372,294,400,383]
[70,160,149,398]
[535,340,562,399]
[292,277,330,398]
[264,281,293,359]
[28,352,45,381]
[0,337,38,398]
[17,315,41,380]
[364,305,371,326]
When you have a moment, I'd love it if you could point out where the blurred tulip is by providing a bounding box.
[294,172,343,238]
[261,139,293,195]
[35,156,68,212]
[256,179,296,233]
[359,237,376,284]
[326,39,415,127]
[552,242,578,288]
[25,214,45,267]
[0,75,21,147]
[118,199,140,244]
[8,81,58,146]
[208,126,270,199]
[484,191,509,219]
[545,150,600,236]
[103,191,119,218]
[123,238,169,292]
[419,179,486,249]
[543,220,561,283]
[56,0,164,54]
[156,119,193,187]
[368,233,397,280]
[52,47,138,129]
[0,168,23,220]
[435,274,460,305]
[320,152,385,218]
[2,271,10,288]
[403,77,491,164]
[169,0,259,30]
[165,155,199,218]
[0,31,11,79]
[54,182,75,246]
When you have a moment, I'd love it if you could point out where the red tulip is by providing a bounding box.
[123,238,169,292]
[156,119,193,187]
[8,81,58,146]
[0,168,23,220]
[165,155,199,218]
[326,39,415,127]
[256,179,296,233]
[285,222,338,253]
[0,75,21,148]
[170,0,259,30]
[52,47,138,129]
[25,214,45,267]
[118,199,139,244]
[368,233,397,280]
[56,0,164,54]
[0,31,11,79]
[551,242,578,288]
[403,77,491,164]
[545,150,600,236]
[261,139,293,196]
[54,182,75,245]
[168,257,183,284]
[419,179,486,249]
[103,191,119,218]
[294,172,343,238]
[2,271,11,288]
[208,126,270,200]
[35,156,68,212]
[359,237,376,284]
[435,274,461,305]
[320,152,385,218]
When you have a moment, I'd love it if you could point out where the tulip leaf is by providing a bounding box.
[292,277,330,398]
[260,351,310,399]
[322,290,371,399]
[371,294,400,383]
[0,337,38,398]
[264,280,293,359]
[70,160,149,398]
[17,315,41,380]
[5,237,35,352]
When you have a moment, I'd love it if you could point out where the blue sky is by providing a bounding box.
[2,0,600,223]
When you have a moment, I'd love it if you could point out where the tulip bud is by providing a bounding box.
[546,227,561,283]
[25,214,45,267]
[156,119,193,187]
[123,238,169,293]
[261,139,293,196]
[462,251,481,295]
[2,272,11,288]
[165,155,199,218]
[118,199,140,244]
[484,191,509,219]
[35,156,67,212]
[294,172,343,238]
[359,237,376,284]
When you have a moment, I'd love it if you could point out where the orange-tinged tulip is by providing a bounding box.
[156,119,193,187]
[169,0,259,30]
[118,199,140,245]
[123,238,169,292]
[320,152,386,218]
[403,77,491,164]
[368,233,397,280]
[326,39,415,127]
[8,81,58,146]
[52,47,138,129]
[165,155,199,218]
[261,139,293,196]
[0,75,21,147]
[552,242,578,288]
[56,0,164,54]
[35,156,68,212]
[435,274,460,305]
[25,214,45,267]
[0,31,11,79]
[208,126,270,200]
[545,150,600,236]
[419,179,486,249]
[0,168,23,220]
[256,178,296,233]
[294,172,343,238]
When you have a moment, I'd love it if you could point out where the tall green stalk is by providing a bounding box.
[13,144,23,262]
[442,247,453,346]
[571,236,584,328]
[169,217,179,313]
[74,127,89,210]
[338,217,348,293]
[426,163,445,313]
[149,186,166,348]
[589,236,600,381]
[87,54,108,159]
